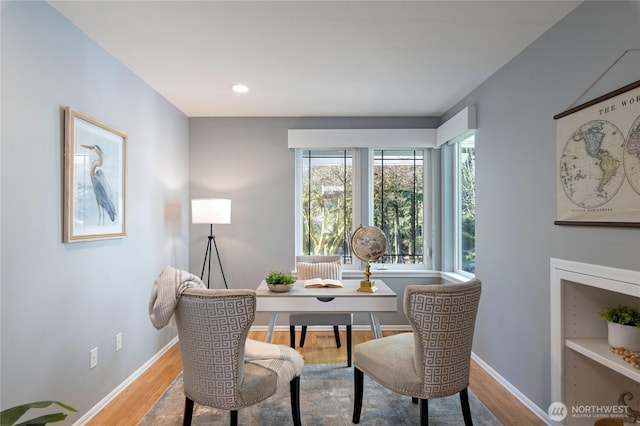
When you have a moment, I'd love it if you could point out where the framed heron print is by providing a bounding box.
[63,108,127,242]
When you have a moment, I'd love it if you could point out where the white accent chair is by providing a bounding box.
[175,288,302,426]
[352,279,482,425]
[289,255,353,367]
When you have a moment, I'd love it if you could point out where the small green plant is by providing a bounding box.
[600,305,640,328]
[266,270,295,285]
[1,400,76,426]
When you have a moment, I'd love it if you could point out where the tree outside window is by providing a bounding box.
[459,137,475,273]
[300,148,427,268]
[302,150,353,262]
[374,150,424,264]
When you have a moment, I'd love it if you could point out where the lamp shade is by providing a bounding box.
[191,198,231,224]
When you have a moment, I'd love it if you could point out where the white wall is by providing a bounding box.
[442,0,640,412]
[0,1,189,419]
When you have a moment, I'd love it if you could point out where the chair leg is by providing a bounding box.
[230,410,238,426]
[300,326,307,347]
[183,397,194,426]
[290,376,301,426]
[333,325,342,348]
[420,398,429,426]
[460,388,473,426]
[346,325,352,367]
[289,325,296,348]
[352,367,364,424]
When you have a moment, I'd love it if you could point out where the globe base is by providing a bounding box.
[358,279,378,293]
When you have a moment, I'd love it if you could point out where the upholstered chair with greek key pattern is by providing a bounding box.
[175,288,301,426]
[289,255,353,367]
[352,279,482,426]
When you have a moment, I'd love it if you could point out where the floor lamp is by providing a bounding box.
[192,198,231,289]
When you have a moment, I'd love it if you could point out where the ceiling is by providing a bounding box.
[49,1,580,118]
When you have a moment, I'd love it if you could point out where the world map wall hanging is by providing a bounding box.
[554,80,640,227]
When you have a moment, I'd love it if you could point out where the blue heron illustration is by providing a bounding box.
[80,144,116,223]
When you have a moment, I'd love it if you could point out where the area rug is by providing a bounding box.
[139,365,502,425]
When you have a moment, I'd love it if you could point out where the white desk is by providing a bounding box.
[255,279,397,342]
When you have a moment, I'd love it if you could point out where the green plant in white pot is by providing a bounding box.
[600,305,640,351]
[265,271,295,293]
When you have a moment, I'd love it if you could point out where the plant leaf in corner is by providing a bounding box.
[1,401,76,426]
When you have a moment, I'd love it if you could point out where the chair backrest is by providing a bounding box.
[175,288,256,408]
[404,279,482,398]
[295,255,343,280]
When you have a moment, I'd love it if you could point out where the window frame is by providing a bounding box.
[295,147,432,271]
[453,133,476,277]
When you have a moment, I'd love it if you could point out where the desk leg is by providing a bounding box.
[265,313,278,343]
[369,313,383,339]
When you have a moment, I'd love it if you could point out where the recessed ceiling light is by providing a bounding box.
[231,84,249,94]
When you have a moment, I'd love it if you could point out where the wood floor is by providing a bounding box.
[87,330,544,425]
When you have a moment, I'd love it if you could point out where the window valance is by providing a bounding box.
[288,106,476,149]
[288,128,436,149]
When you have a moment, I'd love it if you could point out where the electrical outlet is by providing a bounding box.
[116,333,123,351]
[90,347,98,369]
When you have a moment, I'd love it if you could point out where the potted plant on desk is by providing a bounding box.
[600,305,640,351]
[266,271,295,293]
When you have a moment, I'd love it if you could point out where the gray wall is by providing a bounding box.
[443,1,640,412]
[189,1,640,415]
[1,1,189,419]
[188,117,438,326]
[3,0,639,421]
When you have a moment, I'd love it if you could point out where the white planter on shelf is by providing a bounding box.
[607,321,640,351]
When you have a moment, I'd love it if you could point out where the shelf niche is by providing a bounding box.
[550,258,640,425]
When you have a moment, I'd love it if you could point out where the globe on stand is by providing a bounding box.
[350,225,387,293]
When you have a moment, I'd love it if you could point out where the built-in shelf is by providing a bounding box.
[565,338,640,382]
[551,258,640,425]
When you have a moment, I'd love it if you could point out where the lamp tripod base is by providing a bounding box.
[200,224,228,289]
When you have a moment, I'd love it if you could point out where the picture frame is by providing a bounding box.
[63,107,127,242]
[554,80,640,227]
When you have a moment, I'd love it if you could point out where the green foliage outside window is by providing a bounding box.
[301,142,475,272]
[374,150,423,264]
[301,150,424,265]
[302,151,352,258]
[460,143,476,273]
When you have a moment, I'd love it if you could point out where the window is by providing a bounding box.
[374,150,424,265]
[301,150,353,263]
[297,148,429,269]
[291,110,475,274]
[455,134,476,274]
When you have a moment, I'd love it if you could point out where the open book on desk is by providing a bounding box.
[303,278,343,288]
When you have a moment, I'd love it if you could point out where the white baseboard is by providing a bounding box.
[74,337,179,426]
[75,331,546,426]
[260,326,550,424]
[471,352,551,425]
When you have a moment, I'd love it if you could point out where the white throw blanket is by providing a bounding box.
[245,339,304,389]
[149,266,205,329]
[149,266,303,388]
